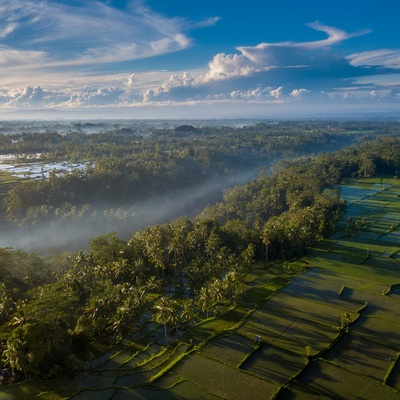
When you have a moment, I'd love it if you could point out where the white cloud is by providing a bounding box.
[269,87,284,100]
[3,87,45,107]
[59,87,124,107]
[0,22,18,39]
[191,17,221,29]
[0,0,194,70]
[236,21,369,68]
[348,50,400,68]
[203,53,256,81]
[0,47,47,66]
[300,22,370,49]
[138,22,379,104]
[370,90,379,98]
[125,74,136,89]
[0,17,399,113]
[290,88,310,98]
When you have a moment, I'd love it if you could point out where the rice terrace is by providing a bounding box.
[1,175,399,399]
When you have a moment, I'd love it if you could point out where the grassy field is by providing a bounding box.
[296,359,400,400]
[240,344,307,384]
[200,334,255,367]
[324,334,397,381]
[266,291,359,327]
[173,353,280,400]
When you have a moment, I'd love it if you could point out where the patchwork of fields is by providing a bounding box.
[1,177,400,399]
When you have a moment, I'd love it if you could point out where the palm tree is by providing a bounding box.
[3,336,28,380]
[0,283,15,323]
[262,228,271,266]
[198,286,213,319]
[223,270,243,304]
[169,300,180,334]
[112,258,130,283]
[181,299,197,326]
[167,223,189,291]
[44,323,68,358]
[209,279,224,313]
[144,226,168,280]
[239,243,255,271]
[153,296,173,345]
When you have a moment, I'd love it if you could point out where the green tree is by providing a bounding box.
[3,335,28,380]
[180,299,197,326]
[153,296,174,345]
[88,232,126,265]
[198,286,213,319]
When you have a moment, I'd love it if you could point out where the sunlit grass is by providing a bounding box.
[173,353,279,400]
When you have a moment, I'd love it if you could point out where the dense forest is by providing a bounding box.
[1,121,351,225]
[0,120,397,252]
[1,119,400,380]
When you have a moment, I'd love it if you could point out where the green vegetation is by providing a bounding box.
[0,121,400,398]
[0,120,365,228]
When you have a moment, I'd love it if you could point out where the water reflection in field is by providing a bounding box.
[0,155,92,179]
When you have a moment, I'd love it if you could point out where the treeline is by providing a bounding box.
[1,135,400,379]
[0,119,386,158]
[1,121,390,226]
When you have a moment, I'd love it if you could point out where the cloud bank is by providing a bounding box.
[0,2,400,115]
[140,22,399,106]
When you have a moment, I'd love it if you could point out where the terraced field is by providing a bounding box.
[1,177,400,399]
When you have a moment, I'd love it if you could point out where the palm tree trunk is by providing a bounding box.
[164,323,168,345]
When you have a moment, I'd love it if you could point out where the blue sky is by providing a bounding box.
[0,0,399,118]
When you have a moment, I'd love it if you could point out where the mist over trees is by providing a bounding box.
[0,119,396,251]
[0,120,400,379]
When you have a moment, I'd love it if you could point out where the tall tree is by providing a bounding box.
[153,296,174,345]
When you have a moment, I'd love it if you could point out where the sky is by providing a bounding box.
[0,0,400,119]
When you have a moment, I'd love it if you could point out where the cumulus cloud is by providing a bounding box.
[58,88,125,107]
[125,74,136,89]
[0,87,45,107]
[139,22,388,105]
[1,17,399,112]
[214,21,369,73]
[269,87,284,100]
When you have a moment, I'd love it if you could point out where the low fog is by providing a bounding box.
[0,167,259,253]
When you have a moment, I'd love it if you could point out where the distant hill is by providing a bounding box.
[174,125,198,134]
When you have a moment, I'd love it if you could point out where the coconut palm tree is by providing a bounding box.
[143,226,168,280]
[223,270,243,304]
[0,283,15,323]
[198,286,213,319]
[153,296,174,345]
[209,279,224,313]
[181,299,197,326]
[112,258,130,283]
[3,336,28,380]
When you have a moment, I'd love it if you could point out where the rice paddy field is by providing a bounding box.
[1,176,400,399]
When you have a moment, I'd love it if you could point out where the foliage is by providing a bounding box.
[2,120,391,226]
[1,129,400,379]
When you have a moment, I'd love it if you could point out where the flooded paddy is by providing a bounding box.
[0,154,92,179]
